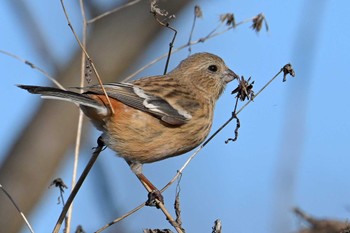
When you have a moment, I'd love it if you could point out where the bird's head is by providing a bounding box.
[171,52,239,101]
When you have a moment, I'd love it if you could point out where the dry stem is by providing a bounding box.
[0,50,64,89]
[64,1,89,232]
[123,14,259,82]
[0,184,35,233]
[59,0,115,114]
[52,138,104,233]
[87,0,142,24]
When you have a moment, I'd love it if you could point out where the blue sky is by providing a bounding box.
[1,0,350,233]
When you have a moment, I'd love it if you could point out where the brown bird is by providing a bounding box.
[18,52,238,204]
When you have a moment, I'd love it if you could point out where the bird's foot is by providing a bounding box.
[146,189,164,208]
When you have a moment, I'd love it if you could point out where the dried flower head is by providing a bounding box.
[212,219,222,233]
[231,76,255,101]
[194,5,203,18]
[49,178,68,193]
[220,13,235,27]
[75,225,86,233]
[251,13,269,32]
[281,63,295,82]
[150,0,168,17]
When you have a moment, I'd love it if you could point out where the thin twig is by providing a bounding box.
[49,178,69,232]
[161,145,201,192]
[65,1,88,232]
[0,184,35,233]
[65,112,84,233]
[293,207,318,226]
[163,25,177,75]
[151,6,177,75]
[0,50,64,89]
[87,0,141,24]
[157,201,183,233]
[79,3,88,86]
[187,5,202,55]
[52,138,105,233]
[174,175,184,232]
[187,10,197,55]
[123,16,255,82]
[202,23,223,41]
[95,204,145,233]
[224,97,240,143]
[59,0,115,114]
[236,67,284,116]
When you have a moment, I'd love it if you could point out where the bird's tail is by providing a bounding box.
[18,85,105,111]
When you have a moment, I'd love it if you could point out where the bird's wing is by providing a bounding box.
[84,81,192,126]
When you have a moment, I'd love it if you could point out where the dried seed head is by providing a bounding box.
[282,63,295,82]
[220,13,235,27]
[194,5,203,18]
[212,219,222,233]
[251,13,269,32]
[232,76,255,101]
[150,0,168,17]
[49,178,68,192]
[75,225,86,233]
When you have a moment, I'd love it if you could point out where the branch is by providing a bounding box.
[52,138,105,233]
[0,50,64,89]
[0,184,35,233]
[59,0,115,114]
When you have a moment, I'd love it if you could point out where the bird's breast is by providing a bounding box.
[102,99,213,163]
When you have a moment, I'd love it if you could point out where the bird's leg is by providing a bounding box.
[137,173,164,207]
[127,161,164,206]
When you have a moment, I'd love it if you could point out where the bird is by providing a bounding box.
[18,52,239,204]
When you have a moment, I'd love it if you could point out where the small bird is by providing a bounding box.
[18,52,238,203]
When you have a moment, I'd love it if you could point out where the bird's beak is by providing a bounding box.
[223,68,239,83]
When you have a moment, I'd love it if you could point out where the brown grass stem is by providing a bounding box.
[52,138,104,233]
[0,50,64,89]
[59,0,115,114]
[0,184,35,233]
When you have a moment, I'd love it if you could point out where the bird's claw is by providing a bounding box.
[146,189,164,208]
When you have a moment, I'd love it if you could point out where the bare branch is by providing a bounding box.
[187,5,203,54]
[124,13,264,82]
[95,204,144,232]
[53,137,105,233]
[174,175,185,232]
[0,50,64,89]
[0,184,35,233]
[87,0,142,24]
[59,0,115,114]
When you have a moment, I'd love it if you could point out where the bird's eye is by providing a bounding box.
[208,65,218,72]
